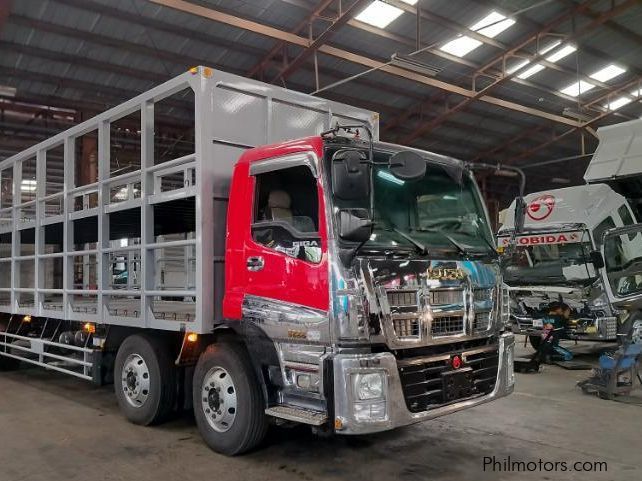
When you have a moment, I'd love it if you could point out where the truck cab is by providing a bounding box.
[222,130,514,434]
[498,184,637,343]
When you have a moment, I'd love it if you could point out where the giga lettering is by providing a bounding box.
[499,231,581,246]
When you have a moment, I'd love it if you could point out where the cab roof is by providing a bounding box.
[499,184,627,233]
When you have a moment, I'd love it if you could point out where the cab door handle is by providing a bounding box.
[246,256,265,271]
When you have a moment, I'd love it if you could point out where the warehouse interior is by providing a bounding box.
[1,1,641,480]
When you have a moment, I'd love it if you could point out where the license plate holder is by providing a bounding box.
[441,367,474,402]
[532,318,544,328]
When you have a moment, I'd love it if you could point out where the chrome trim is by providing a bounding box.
[397,344,497,368]
[242,295,329,343]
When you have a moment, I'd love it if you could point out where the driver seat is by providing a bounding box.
[266,190,293,222]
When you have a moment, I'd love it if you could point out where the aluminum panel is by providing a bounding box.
[211,85,267,148]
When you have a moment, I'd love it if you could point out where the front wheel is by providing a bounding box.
[193,342,267,456]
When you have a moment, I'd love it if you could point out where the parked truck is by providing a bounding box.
[0,67,514,455]
[499,117,642,348]
[584,118,642,345]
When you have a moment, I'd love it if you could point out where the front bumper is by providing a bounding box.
[332,333,515,435]
[510,315,618,341]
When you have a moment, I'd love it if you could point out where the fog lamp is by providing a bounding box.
[353,400,387,422]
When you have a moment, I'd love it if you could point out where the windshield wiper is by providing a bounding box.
[390,226,429,255]
[415,227,471,258]
[457,222,499,259]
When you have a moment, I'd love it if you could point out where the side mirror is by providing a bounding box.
[332,149,370,200]
[338,208,373,243]
[389,151,426,181]
[514,197,526,234]
[589,250,605,269]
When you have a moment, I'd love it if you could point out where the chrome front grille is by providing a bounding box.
[385,286,493,343]
[387,290,418,308]
[393,318,420,338]
[474,288,493,302]
[431,315,465,336]
[473,311,491,332]
[429,289,463,305]
[387,289,421,340]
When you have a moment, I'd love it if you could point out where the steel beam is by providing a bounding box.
[246,0,336,78]
[270,0,370,83]
[499,76,642,165]
[288,0,590,107]
[51,0,267,60]
[148,0,581,128]
[398,0,637,144]
[558,0,642,48]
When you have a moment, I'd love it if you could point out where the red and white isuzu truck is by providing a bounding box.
[0,67,514,455]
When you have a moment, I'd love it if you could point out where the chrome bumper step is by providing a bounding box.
[265,405,327,426]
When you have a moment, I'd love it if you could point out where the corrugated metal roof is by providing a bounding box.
[1,0,642,199]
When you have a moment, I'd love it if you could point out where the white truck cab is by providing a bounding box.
[498,184,636,343]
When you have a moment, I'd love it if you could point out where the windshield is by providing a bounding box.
[502,232,596,286]
[328,146,495,257]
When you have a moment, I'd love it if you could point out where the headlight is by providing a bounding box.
[589,293,608,309]
[353,372,384,400]
[500,284,511,328]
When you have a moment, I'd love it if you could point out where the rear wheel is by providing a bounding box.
[114,334,177,426]
[193,342,267,455]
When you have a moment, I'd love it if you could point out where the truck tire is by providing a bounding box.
[114,334,177,426]
[193,342,267,455]
[528,335,542,351]
[0,321,20,371]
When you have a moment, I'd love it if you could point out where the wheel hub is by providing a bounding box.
[201,366,237,433]
[121,354,151,408]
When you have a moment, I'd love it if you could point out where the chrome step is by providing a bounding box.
[265,405,328,426]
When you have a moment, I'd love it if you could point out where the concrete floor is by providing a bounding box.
[0,338,640,481]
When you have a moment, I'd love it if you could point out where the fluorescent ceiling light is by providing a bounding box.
[21,179,37,193]
[440,37,483,58]
[506,59,530,75]
[516,64,545,80]
[559,80,596,97]
[546,44,577,63]
[440,11,515,58]
[399,0,418,4]
[390,53,440,76]
[472,11,516,38]
[0,85,17,97]
[355,1,404,29]
[507,41,562,79]
[606,96,633,111]
[590,64,626,82]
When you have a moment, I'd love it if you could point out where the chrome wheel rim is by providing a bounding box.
[121,354,151,408]
[201,367,237,433]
